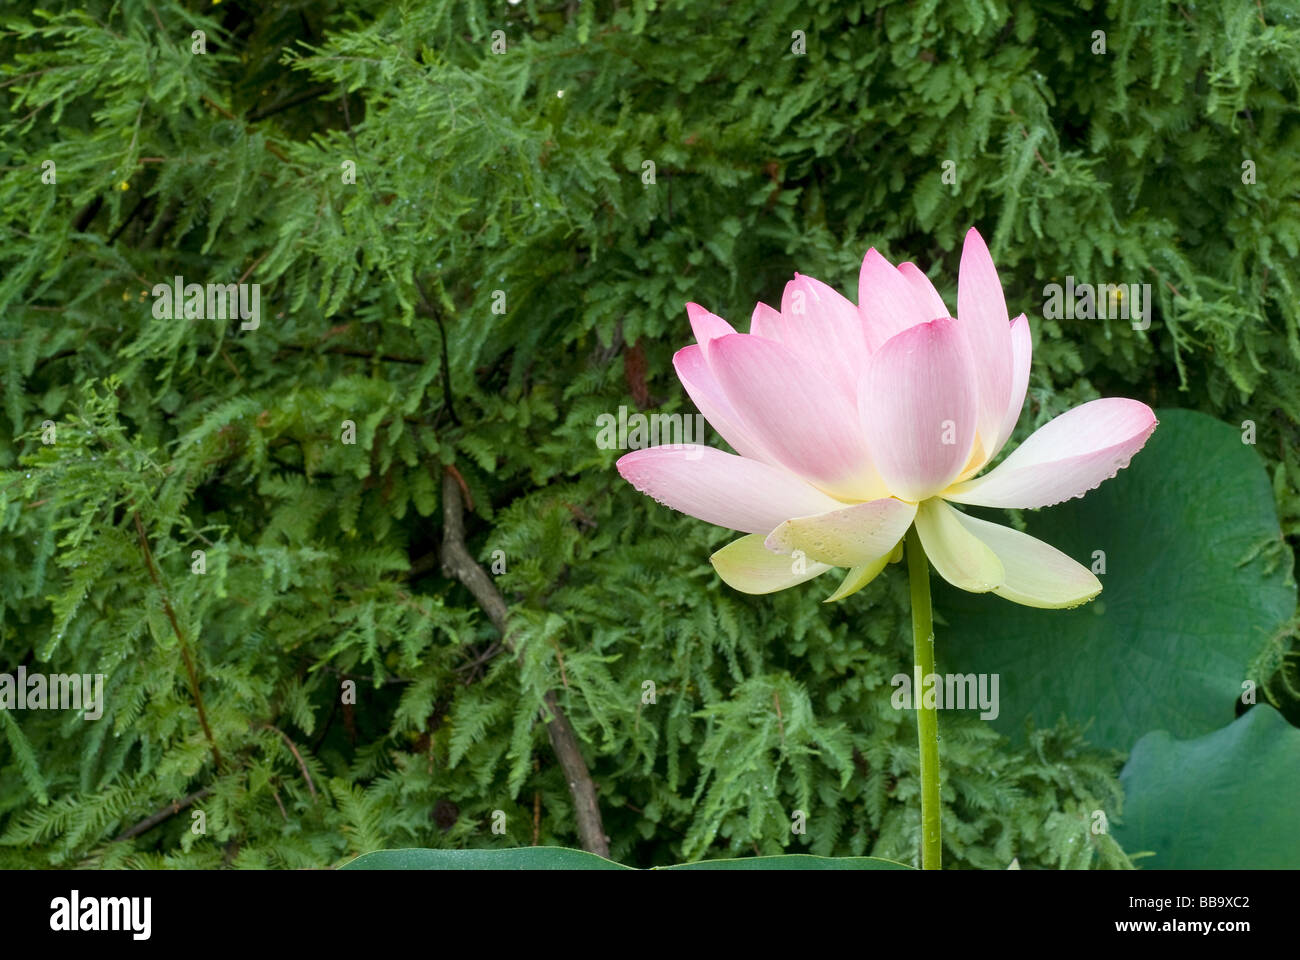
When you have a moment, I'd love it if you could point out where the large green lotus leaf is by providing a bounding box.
[340,848,911,870]
[937,409,1295,752]
[1114,705,1300,868]
[340,847,632,870]
[657,854,910,870]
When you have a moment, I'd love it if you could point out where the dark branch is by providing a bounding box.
[437,468,608,857]
[115,788,212,842]
[132,510,223,769]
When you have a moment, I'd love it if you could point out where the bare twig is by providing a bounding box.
[1008,108,1054,174]
[452,641,504,682]
[200,95,237,121]
[132,511,223,769]
[1147,264,1183,298]
[238,251,269,285]
[274,342,425,365]
[219,347,244,382]
[147,3,166,35]
[444,463,474,511]
[406,551,440,580]
[265,724,318,799]
[773,691,786,748]
[415,277,462,426]
[115,788,212,841]
[438,469,609,857]
[549,635,570,690]
[250,83,333,121]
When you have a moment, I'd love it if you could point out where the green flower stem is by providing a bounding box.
[906,525,942,870]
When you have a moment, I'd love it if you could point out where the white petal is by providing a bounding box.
[913,499,1004,593]
[951,511,1102,609]
[711,534,833,594]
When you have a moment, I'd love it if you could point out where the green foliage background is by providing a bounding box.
[0,0,1297,869]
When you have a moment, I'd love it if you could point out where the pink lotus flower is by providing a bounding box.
[616,228,1157,607]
